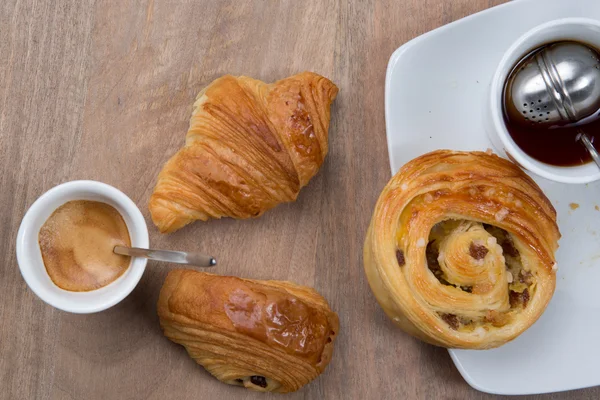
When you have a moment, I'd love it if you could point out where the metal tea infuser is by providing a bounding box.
[505,41,600,168]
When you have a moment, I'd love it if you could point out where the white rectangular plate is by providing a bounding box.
[385,0,600,395]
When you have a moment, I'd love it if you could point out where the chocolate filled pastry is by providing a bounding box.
[363,150,560,349]
[157,270,339,392]
[149,72,338,233]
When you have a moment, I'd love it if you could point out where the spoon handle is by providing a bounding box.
[114,246,216,268]
[577,132,600,169]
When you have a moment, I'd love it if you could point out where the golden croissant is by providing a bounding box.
[149,72,338,233]
[157,269,339,393]
[363,150,560,349]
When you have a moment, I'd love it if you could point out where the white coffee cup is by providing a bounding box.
[16,181,149,313]
[487,17,600,184]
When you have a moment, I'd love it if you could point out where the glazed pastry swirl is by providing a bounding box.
[363,150,560,349]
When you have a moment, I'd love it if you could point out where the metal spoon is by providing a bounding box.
[505,41,600,168]
[114,246,216,268]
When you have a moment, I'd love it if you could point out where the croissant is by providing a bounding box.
[149,72,338,233]
[157,270,339,393]
[363,150,560,349]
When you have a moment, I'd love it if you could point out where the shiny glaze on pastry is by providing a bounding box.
[157,270,339,392]
[363,150,560,349]
[149,72,338,233]
[38,200,131,291]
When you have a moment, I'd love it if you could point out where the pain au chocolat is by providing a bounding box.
[363,150,560,349]
[157,270,339,392]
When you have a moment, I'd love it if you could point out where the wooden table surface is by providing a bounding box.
[1,1,598,399]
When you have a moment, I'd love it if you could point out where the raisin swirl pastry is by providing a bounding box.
[157,270,339,392]
[363,150,560,349]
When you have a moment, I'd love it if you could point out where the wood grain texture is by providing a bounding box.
[1,0,597,399]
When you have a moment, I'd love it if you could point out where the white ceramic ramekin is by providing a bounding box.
[487,17,600,184]
[16,181,149,313]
